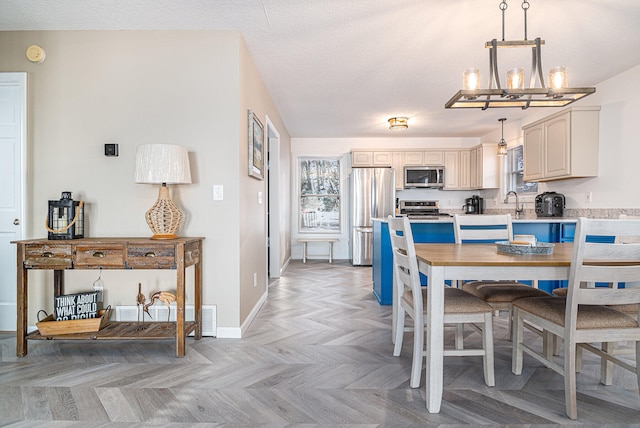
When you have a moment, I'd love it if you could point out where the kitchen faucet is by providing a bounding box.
[505,191,524,218]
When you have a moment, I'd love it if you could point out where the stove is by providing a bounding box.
[399,200,451,218]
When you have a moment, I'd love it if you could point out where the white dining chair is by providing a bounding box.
[388,215,495,388]
[512,217,640,420]
[453,214,550,338]
[552,213,640,383]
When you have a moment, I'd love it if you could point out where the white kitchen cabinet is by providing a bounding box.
[402,150,444,166]
[423,150,444,165]
[392,151,404,190]
[522,107,599,181]
[351,151,393,167]
[470,144,498,189]
[443,151,460,189]
[403,151,424,166]
[459,150,471,189]
[444,150,473,190]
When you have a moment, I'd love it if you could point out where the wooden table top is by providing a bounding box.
[415,242,574,267]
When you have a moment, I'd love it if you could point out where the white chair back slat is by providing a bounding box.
[567,217,640,309]
[453,214,513,244]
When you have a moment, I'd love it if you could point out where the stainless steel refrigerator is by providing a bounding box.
[350,167,395,265]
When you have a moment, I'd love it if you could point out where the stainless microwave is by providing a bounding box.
[404,166,445,188]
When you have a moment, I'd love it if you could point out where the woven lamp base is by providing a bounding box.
[145,185,183,240]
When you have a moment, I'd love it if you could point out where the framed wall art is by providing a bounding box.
[248,110,264,180]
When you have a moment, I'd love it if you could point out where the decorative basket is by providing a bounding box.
[36,306,111,336]
[496,241,555,255]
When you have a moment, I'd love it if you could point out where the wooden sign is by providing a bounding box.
[54,291,102,321]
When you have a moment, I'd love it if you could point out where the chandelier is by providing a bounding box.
[445,0,595,110]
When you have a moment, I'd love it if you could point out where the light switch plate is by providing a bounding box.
[213,185,223,201]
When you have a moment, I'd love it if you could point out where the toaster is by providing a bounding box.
[535,192,565,217]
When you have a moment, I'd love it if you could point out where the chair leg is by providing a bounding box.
[543,329,554,361]
[393,307,405,357]
[575,345,583,373]
[455,324,464,350]
[636,341,640,394]
[600,342,614,385]
[409,319,424,388]
[564,338,579,420]
[512,307,524,375]
[482,312,495,387]
[553,334,561,356]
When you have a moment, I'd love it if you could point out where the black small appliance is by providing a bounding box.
[535,192,565,217]
[463,195,483,214]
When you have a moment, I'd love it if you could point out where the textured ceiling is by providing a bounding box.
[2,0,640,138]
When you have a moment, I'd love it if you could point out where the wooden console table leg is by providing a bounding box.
[194,241,203,340]
[16,243,27,357]
[175,242,186,357]
[54,269,65,296]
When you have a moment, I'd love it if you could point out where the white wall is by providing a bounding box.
[0,30,291,336]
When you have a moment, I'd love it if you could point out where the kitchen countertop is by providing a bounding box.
[372,216,577,223]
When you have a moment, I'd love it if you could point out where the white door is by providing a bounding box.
[0,73,26,331]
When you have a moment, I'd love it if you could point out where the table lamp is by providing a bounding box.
[134,144,192,239]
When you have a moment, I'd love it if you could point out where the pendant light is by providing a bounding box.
[497,118,508,156]
[446,0,595,109]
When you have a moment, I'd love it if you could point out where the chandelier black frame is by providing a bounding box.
[445,0,595,110]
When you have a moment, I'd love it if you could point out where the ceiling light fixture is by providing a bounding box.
[497,118,508,156]
[388,117,408,130]
[445,0,595,110]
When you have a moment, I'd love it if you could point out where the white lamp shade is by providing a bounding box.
[135,144,192,184]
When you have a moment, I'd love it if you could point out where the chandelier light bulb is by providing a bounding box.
[463,68,481,91]
[549,66,568,89]
[506,67,525,90]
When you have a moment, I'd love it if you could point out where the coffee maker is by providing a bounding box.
[463,195,483,214]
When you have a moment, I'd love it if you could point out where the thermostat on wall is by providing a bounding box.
[104,143,119,157]
[26,45,46,63]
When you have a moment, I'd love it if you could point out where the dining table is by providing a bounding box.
[414,242,574,413]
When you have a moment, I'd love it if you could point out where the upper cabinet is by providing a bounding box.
[523,107,600,182]
[351,148,492,190]
[402,150,444,166]
[470,144,499,189]
[443,150,472,190]
[351,151,392,167]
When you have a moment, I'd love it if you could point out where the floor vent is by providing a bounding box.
[115,304,217,337]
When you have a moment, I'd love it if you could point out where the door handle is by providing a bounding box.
[13,218,20,225]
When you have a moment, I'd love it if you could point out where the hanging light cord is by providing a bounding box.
[522,0,530,40]
[500,0,508,41]
[500,1,531,41]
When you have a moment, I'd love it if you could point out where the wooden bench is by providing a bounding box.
[297,238,338,263]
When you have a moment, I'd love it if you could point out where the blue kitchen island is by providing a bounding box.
[372,216,577,305]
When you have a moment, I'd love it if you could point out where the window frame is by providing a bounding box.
[503,145,538,198]
[297,156,341,234]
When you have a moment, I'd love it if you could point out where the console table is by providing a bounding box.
[13,237,204,357]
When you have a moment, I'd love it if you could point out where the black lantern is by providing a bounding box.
[46,191,84,240]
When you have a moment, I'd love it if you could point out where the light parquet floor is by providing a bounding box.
[1,260,639,426]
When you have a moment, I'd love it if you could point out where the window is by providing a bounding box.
[505,145,538,194]
[299,158,340,233]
